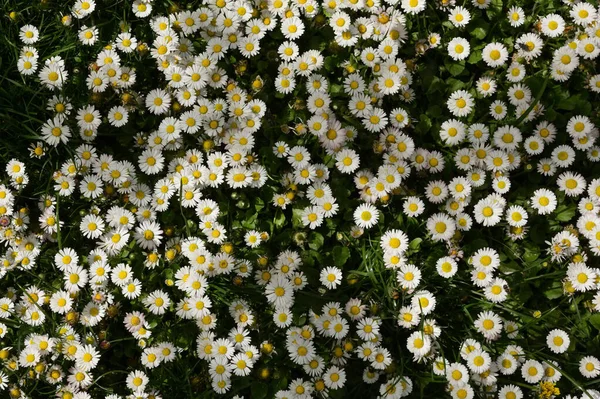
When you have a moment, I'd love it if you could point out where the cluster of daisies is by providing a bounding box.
[4,0,600,397]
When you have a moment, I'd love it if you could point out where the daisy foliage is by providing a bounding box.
[0,0,600,398]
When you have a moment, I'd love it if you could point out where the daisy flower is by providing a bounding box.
[570,2,596,26]
[401,0,426,14]
[335,149,360,174]
[403,196,425,217]
[301,206,324,229]
[320,266,342,289]
[507,6,524,26]
[580,356,600,378]
[436,256,458,278]
[427,213,456,241]
[521,359,544,383]
[551,144,576,167]
[557,171,586,197]
[482,42,509,67]
[448,6,471,27]
[353,203,379,229]
[474,310,503,340]
[474,198,503,226]
[146,89,171,115]
[447,90,474,117]
[540,14,565,38]
[530,188,557,215]
[546,329,570,354]
[41,116,71,146]
[19,25,39,44]
[447,37,470,61]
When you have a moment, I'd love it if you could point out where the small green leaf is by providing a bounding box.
[251,382,269,399]
[308,232,324,250]
[445,59,465,76]
[590,314,600,331]
[555,206,576,222]
[409,238,422,250]
[274,209,286,229]
[332,246,350,267]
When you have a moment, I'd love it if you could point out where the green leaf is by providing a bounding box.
[332,246,350,267]
[251,382,269,399]
[445,59,465,77]
[415,114,432,135]
[274,209,286,229]
[523,248,540,263]
[467,50,482,64]
[469,19,489,40]
[409,238,422,250]
[308,232,324,250]
[555,206,576,222]
[590,314,600,331]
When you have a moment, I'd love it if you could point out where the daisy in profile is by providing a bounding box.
[353,203,379,229]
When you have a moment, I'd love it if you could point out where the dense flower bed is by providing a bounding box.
[1,0,600,398]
